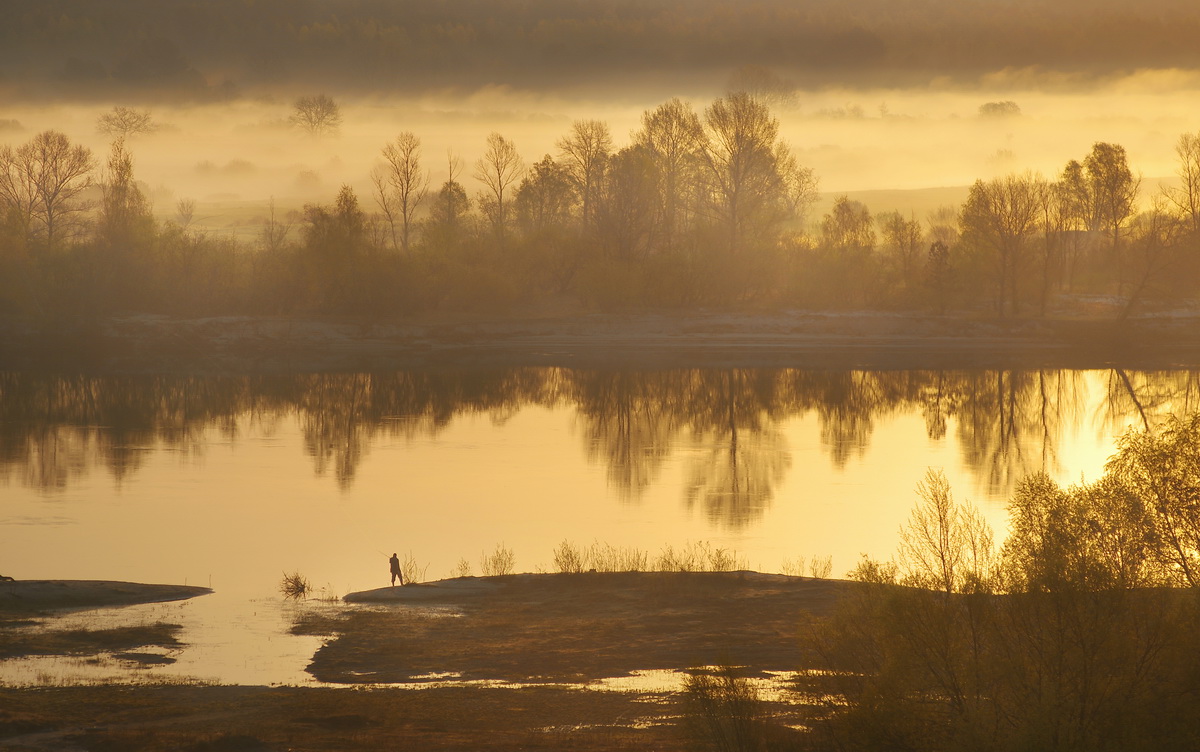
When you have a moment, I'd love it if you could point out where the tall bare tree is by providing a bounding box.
[372,132,429,252]
[0,130,95,251]
[427,152,471,247]
[473,132,523,239]
[960,173,1046,316]
[557,119,611,228]
[1167,131,1200,234]
[634,98,705,253]
[700,93,791,254]
[879,210,924,293]
[97,138,153,253]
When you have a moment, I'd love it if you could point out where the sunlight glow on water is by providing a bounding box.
[1,367,1192,686]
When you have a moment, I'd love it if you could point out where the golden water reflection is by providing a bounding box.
[3,368,1199,529]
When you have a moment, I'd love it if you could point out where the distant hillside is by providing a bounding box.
[2,0,1200,101]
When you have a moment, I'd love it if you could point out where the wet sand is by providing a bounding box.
[6,311,1200,373]
[0,581,212,615]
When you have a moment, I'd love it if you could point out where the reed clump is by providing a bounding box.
[279,571,312,600]
[551,540,747,574]
[479,543,515,577]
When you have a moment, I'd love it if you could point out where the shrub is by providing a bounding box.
[682,665,768,752]
[480,543,515,577]
[279,571,311,599]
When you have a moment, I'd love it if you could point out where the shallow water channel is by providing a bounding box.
[2,367,1197,686]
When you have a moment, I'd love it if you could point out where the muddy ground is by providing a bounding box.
[308,571,844,684]
[0,574,845,750]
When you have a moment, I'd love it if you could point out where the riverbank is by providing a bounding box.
[5,310,1200,373]
[314,571,844,684]
[0,573,843,749]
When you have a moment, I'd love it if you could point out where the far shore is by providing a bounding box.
[5,310,1200,373]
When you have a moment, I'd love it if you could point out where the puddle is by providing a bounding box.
[2,601,829,701]
[0,592,340,687]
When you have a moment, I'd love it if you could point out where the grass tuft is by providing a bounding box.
[280,571,312,600]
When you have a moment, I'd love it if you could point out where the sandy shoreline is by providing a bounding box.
[6,311,1200,373]
[0,580,212,614]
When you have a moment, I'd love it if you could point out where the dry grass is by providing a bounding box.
[400,552,429,585]
[781,555,834,579]
[550,540,746,574]
[479,543,515,577]
[280,572,312,600]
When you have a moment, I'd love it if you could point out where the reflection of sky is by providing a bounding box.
[0,369,1159,686]
[2,372,1141,597]
[0,595,330,687]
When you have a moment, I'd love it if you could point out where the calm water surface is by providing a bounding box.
[2,367,1197,685]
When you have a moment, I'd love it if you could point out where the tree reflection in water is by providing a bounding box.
[4,368,1200,529]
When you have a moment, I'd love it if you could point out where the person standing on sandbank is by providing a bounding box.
[389,553,404,586]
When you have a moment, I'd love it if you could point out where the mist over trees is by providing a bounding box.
[6,0,1200,100]
[4,92,1200,320]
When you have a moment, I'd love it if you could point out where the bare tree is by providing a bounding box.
[634,98,705,253]
[176,198,196,228]
[97,137,153,253]
[960,173,1046,316]
[1167,131,1200,234]
[260,197,291,252]
[290,94,342,136]
[0,130,95,251]
[822,196,875,251]
[473,132,523,239]
[879,210,924,293]
[96,106,156,139]
[426,151,471,247]
[557,119,611,227]
[700,93,792,253]
[372,132,428,252]
[1085,142,1140,285]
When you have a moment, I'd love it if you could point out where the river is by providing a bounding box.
[2,367,1196,685]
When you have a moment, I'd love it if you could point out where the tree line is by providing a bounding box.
[4,94,1200,319]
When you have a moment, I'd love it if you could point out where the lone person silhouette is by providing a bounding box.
[389,553,404,586]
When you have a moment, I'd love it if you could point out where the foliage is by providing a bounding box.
[818,431,1200,752]
[1107,413,1200,585]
